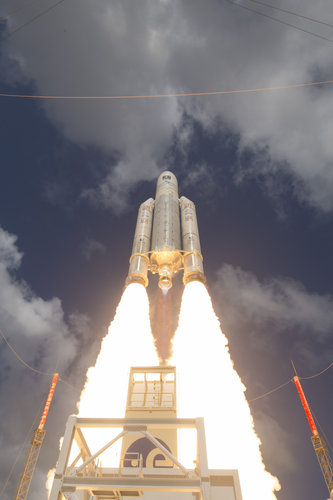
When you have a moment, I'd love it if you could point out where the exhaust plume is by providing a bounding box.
[172,281,280,500]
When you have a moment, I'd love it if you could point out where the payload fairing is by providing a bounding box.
[127,171,205,290]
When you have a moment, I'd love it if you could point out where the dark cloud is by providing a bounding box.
[215,264,333,335]
[3,0,333,211]
[213,263,333,375]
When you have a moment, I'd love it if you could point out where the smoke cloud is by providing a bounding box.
[213,263,333,368]
[0,226,91,499]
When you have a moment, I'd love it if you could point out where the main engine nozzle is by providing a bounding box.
[158,265,173,290]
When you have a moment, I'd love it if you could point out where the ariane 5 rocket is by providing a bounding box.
[127,171,205,290]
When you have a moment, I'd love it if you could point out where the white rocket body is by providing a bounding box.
[127,171,205,290]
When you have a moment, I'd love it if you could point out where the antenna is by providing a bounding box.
[293,373,333,496]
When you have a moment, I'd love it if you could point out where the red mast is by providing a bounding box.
[15,373,59,500]
[293,376,318,436]
[293,375,333,496]
[38,372,59,430]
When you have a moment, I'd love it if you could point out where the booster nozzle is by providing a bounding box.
[183,270,206,286]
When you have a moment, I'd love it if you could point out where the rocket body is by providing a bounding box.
[127,171,205,290]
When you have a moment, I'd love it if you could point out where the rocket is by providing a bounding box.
[127,171,205,290]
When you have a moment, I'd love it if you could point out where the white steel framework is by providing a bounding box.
[49,416,243,500]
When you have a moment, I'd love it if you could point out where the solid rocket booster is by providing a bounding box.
[127,171,205,290]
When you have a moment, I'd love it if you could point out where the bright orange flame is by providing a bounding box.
[76,283,158,465]
[172,281,280,499]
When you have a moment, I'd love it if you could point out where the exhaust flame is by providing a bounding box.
[76,283,158,465]
[172,281,280,500]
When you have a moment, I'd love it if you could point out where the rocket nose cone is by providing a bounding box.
[156,171,178,196]
[158,170,177,182]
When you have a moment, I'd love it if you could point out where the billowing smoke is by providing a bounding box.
[172,281,280,499]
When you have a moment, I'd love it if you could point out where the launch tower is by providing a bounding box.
[49,366,243,500]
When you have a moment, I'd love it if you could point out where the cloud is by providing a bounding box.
[213,264,333,361]
[0,229,23,270]
[81,238,106,262]
[0,226,90,499]
[3,0,333,211]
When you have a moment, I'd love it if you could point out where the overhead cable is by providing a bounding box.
[1,0,66,42]
[299,362,333,380]
[244,0,333,29]
[2,0,331,44]
[249,360,333,403]
[0,327,54,377]
[1,324,332,401]
[59,377,81,393]
[0,322,292,404]
[223,0,333,43]
[0,0,44,22]
[248,379,292,402]
[0,79,333,100]
[0,327,80,392]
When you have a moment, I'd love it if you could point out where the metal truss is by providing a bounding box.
[49,416,243,500]
[311,435,333,495]
[15,428,45,500]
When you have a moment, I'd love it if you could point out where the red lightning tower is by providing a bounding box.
[294,375,333,498]
[14,373,59,500]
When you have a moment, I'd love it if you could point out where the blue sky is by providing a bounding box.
[1,1,333,498]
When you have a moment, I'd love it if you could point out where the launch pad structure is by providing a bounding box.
[49,171,243,499]
[50,366,243,500]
